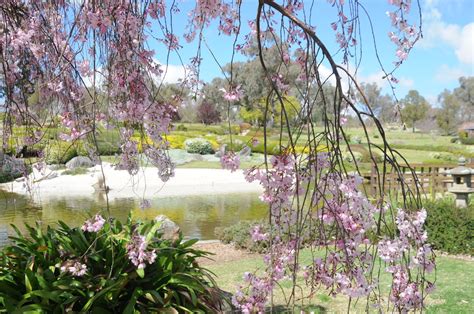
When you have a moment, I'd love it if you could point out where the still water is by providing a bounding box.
[0,191,267,242]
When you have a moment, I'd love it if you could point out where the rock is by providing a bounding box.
[0,152,26,183]
[155,215,180,241]
[239,145,251,157]
[66,156,95,170]
[214,144,227,158]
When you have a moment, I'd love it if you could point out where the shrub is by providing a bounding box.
[74,140,89,156]
[176,124,188,131]
[251,141,281,155]
[44,141,77,164]
[428,152,455,162]
[347,144,383,163]
[458,130,468,139]
[216,219,336,253]
[351,136,362,144]
[219,124,240,135]
[95,130,122,155]
[184,138,214,155]
[166,134,187,149]
[215,221,269,253]
[0,216,227,312]
[460,137,474,145]
[343,151,363,163]
[424,198,474,255]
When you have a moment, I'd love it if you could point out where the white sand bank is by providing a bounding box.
[0,163,263,201]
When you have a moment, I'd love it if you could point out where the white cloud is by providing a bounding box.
[82,70,106,88]
[434,64,469,83]
[357,71,414,89]
[157,63,187,84]
[456,24,474,64]
[359,71,388,88]
[420,2,474,65]
[425,94,438,106]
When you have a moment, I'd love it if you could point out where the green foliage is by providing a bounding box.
[424,198,474,255]
[0,217,226,312]
[184,138,215,155]
[44,142,78,164]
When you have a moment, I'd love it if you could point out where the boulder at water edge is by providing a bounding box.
[66,156,95,169]
[155,215,181,241]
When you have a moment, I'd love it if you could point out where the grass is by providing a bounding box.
[208,249,474,313]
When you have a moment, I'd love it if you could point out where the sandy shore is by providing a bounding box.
[0,163,263,201]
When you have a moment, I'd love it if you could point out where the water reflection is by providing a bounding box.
[0,190,267,242]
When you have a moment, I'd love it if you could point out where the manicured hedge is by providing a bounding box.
[217,198,474,256]
[424,198,474,255]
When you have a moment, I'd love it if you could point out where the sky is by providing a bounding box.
[150,0,474,106]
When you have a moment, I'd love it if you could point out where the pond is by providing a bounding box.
[0,190,267,243]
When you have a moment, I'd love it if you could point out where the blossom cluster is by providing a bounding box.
[60,260,87,277]
[81,214,106,233]
[220,152,241,172]
[379,208,435,312]
[386,0,420,66]
[126,232,157,269]
[220,85,243,102]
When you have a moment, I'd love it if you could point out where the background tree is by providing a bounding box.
[357,82,395,123]
[436,90,460,135]
[401,90,430,132]
[196,101,221,125]
[453,76,474,122]
[239,95,301,126]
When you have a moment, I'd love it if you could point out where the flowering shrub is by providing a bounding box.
[0,216,227,312]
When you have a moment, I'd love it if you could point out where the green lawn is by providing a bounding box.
[208,250,474,313]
